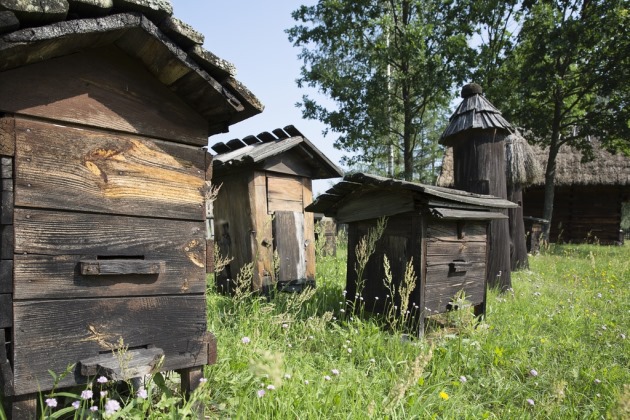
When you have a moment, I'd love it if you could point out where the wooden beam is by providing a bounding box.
[79,260,166,276]
[80,347,164,380]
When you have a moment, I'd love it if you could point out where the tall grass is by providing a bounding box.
[2,243,628,418]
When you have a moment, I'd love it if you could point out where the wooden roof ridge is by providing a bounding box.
[0,6,263,135]
[306,172,516,214]
[211,125,344,179]
[440,83,513,144]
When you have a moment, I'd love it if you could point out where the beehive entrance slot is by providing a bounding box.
[96,255,145,260]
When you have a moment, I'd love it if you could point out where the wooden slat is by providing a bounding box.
[12,295,208,395]
[257,132,276,143]
[0,294,11,328]
[0,46,208,145]
[273,211,306,284]
[267,175,303,213]
[14,119,206,220]
[0,260,11,294]
[272,128,289,139]
[0,328,14,397]
[242,135,260,146]
[302,178,316,283]
[80,260,166,276]
[248,171,273,291]
[0,225,13,260]
[211,142,231,154]
[80,347,164,380]
[335,190,415,223]
[1,179,13,225]
[13,209,205,299]
[226,139,247,151]
[0,116,15,156]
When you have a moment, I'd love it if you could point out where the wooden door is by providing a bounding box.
[273,211,307,289]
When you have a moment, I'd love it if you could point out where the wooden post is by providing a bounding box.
[440,83,513,292]
[508,185,528,270]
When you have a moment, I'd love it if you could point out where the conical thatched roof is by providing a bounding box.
[440,83,513,146]
[437,137,630,187]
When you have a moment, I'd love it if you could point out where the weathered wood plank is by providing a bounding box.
[273,211,306,287]
[178,366,204,396]
[335,190,415,224]
[261,154,317,178]
[1,157,12,179]
[267,175,303,213]
[302,178,316,283]
[12,295,208,394]
[11,394,37,419]
[80,260,166,276]
[80,347,164,380]
[0,225,13,260]
[0,294,10,328]
[1,179,12,225]
[248,171,273,291]
[0,328,14,397]
[0,260,11,294]
[0,46,208,145]
[14,119,206,221]
[12,211,205,299]
[0,116,15,156]
[425,241,487,263]
[426,221,486,242]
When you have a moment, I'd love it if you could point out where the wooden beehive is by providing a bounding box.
[210,127,343,293]
[0,5,262,417]
[306,173,516,334]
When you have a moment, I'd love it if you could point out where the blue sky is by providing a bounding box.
[170,1,343,194]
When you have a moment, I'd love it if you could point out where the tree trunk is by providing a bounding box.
[507,184,528,270]
[541,98,563,242]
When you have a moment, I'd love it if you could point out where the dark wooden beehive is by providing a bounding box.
[306,173,516,335]
[210,127,343,293]
[0,4,262,417]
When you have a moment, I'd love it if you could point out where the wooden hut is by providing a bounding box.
[439,83,514,291]
[522,141,630,244]
[0,2,263,417]
[306,173,516,335]
[210,126,343,293]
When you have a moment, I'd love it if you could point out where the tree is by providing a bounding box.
[287,0,476,181]
[495,0,630,241]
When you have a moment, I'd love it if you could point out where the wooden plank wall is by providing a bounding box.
[424,221,487,313]
[523,185,626,244]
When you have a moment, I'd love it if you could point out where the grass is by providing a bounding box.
[2,242,628,419]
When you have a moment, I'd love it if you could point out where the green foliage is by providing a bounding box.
[287,0,476,181]
[3,243,628,418]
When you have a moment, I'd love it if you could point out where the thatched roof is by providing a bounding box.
[440,83,513,146]
[438,138,630,188]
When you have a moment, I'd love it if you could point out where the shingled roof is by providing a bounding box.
[440,83,513,146]
[0,0,263,136]
[211,125,344,179]
[307,172,516,223]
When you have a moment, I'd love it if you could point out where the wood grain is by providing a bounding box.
[14,119,206,221]
[302,178,316,283]
[0,117,15,156]
[0,260,11,294]
[273,211,306,284]
[13,209,205,299]
[0,46,208,145]
[80,260,166,276]
[0,328,14,396]
[0,294,11,328]
[12,295,208,394]
[267,175,303,213]
[248,171,274,291]
[80,347,164,380]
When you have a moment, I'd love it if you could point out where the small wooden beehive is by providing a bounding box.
[210,126,343,293]
[0,3,262,417]
[306,173,516,334]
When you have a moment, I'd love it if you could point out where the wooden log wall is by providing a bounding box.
[523,185,627,244]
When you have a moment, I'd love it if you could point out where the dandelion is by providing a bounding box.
[267,384,276,390]
[529,369,538,377]
[72,401,80,410]
[45,398,58,408]
[526,398,535,407]
[241,336,251,344]
[439,391,449,400]
[199,377,208,384]
[137,387,148,399]
[97,376,108,384]
[459,376,467,383]
[104,399,120,415]
[324,375,331,381]
[257,389,266,398]
[331,369,340,376]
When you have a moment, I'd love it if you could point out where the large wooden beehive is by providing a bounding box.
[0,1,262,417]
